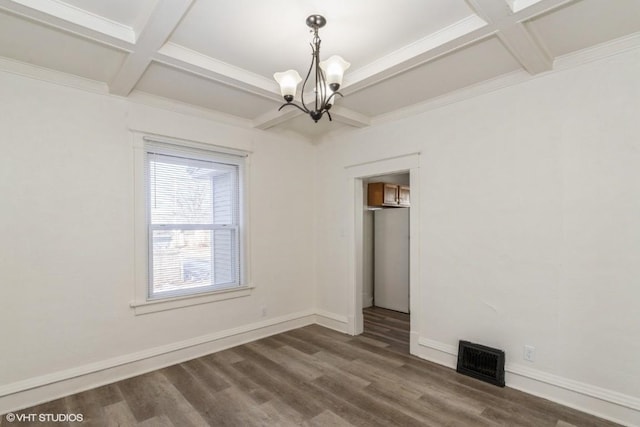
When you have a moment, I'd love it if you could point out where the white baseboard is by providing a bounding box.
[315,310,350,333]
[0,310,316,415]
[416,337,458,368]
[416,337,640,427]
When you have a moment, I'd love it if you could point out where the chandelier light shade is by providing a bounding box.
[274,14,350,123]
[274,70,302,101]
[320,55,350,88]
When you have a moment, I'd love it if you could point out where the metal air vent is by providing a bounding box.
[456,340,505,387]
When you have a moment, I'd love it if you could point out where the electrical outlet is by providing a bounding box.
[524,345,536,362]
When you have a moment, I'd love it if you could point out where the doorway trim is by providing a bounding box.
[345,153,421,354]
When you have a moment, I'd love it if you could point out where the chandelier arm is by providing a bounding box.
[278,102,309,114]
[312,32,321,112]
[300,41,316,112]
[325,91,344,105]
[318,64,329,110]
[326,110,333,121]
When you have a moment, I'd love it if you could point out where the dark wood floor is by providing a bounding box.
[2,308,619,426]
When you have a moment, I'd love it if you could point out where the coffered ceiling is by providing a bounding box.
[0,0,638,140]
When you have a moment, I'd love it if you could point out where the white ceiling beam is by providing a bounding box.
[466,0,512,22]
[496,23,552,74]
[466,0,558,74]
[0,0,135,50]
[109,0,194,96]
[329,106,371,128]
[468,0,574,26]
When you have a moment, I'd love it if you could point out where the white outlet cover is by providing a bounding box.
[524,345,536,362]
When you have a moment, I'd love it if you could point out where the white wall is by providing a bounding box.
[0,71,316,411]
[315,48,640,424]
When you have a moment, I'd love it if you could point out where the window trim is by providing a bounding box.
[132,132,252,315]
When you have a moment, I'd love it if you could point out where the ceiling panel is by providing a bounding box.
[526,0,640,57]
[58,0,157,29]
[339,37,522,117]
[0,11,127,82]
[135,63,279,119]
[169,0,475,79]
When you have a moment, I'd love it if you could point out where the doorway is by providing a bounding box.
[362,173,410,352]
[345,153,420,356]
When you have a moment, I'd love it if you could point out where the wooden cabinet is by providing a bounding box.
[398,185,410,207]
[368,182,410,207]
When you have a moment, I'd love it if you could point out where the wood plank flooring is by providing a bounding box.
[2,308,620,426]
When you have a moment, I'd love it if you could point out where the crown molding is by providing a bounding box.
[0,56,108,94]
[128,90,253,130]
[554,32,640,70]
[371,69,529,126]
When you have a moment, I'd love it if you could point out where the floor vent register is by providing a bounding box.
[456,340,505,387]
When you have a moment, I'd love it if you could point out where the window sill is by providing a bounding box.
[130,285,254,315]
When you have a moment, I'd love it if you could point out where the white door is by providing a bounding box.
[374,208,409,313]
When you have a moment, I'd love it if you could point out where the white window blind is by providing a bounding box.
[144,142,244,300]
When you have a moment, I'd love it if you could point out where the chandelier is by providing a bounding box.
[274,15,350,123]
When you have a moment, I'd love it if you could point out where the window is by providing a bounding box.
[144,141,245,300]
